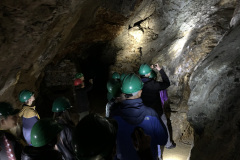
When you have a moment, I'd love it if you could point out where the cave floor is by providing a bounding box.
[162,141,192,160]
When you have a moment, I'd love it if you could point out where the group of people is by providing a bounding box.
[106,63,175,160]
[0,63,175,160]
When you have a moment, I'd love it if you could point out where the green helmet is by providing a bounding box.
[19,90,33,103]
[112,72,120,80]
[120,73,126,82]
[107,79,121,98]
[31,118,63,147]
[107,92,114,101]
[52,97,72,112]
[138,64,152,76]
[75,73,84,79]
[73,114,117,160]
[0,102,19,117]
[121,73,143,94]
[149,70,157,79]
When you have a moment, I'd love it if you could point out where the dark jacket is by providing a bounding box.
[75,84,93,113]
[56,119,76,160]
[0,130,23,160]
[141,69,170,115]
[110,98,168,160]
[21,145,64,160]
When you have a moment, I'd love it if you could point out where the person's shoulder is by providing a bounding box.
[142,105,158,117]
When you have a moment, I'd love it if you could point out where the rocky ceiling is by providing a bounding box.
[0,0,240,159]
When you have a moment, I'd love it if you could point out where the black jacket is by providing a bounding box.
[141,69,170,115]
[21,145,64,160]
[74,84,93,113]
[56,119,76,160]
[0,130,23,160]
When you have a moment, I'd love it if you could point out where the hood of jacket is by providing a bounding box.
[112,98,149,125]
[141,77,152,83]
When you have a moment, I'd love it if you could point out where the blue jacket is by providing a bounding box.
[110,98,168,160]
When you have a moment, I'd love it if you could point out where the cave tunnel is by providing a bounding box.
[1,0,240,160]
[36,42,113,120]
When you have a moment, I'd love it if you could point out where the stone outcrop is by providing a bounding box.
[188,22,240,160]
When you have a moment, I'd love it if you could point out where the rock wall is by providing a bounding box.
[188,22,240,160]
[44,60,76,87]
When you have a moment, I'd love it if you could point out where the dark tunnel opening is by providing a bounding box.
[35,43,115,123]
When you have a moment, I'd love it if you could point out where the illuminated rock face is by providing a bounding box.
[0,0,240,159]
[188,25,240,160]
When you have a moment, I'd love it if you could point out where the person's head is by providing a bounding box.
[121,73,143,99]
[75,73,84,81]
[52,97,72,113]
[107,79,121,100]
[19,90,35,105]
[112,72,120,80]
[73,113,118,160]
[0,102,19,130]
[149,70,157,79]
[138,64,152,77]
[74,78,85,88]
[52,97,73,123]
[31,118,63,147]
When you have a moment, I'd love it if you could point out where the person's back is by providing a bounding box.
[21,118,64,160]
[52,97,76,160]
[74,76,93,121]
[139,64,170,116]
[18,90,40,145]
[110,74,168,160]
[112,99,167,160]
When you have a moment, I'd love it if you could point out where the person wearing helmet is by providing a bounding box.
[75,72,84,81]
[74,76,93,121]
[139,63,170,116]
[0,102,23,159]
[21,118,64,160]
[112,72,121,81]
[52,97,76,160]
[149,68,176,150]
[110,73,168,160]
[142,64,176,150]
[105,79,123,117]
[73,113,118,160]
[18,90,40,145]
[149,70,157,79]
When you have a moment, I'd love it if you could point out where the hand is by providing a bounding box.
[154,64,161,71]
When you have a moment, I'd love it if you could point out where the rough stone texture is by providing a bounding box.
[0,0,240,159]
[44,60,76,86]
[188,22,240,160]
